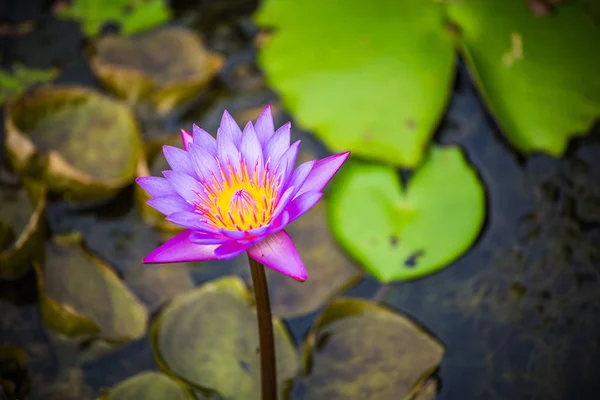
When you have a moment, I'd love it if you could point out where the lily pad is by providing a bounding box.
[255,0,455,167]
[35,233,148,342]
[0,64,58,105]
[151,276,298,399]
[328,146,485,282]
[90,27,224,114]
[300,298,444,399]
[0,179,46,280]
[101,371,195,400]
[448,0,600,155]
[4,86,142,201]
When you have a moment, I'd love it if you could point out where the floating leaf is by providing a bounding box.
[101,371,195,400]
[151,276,298,399]
[328,146,485,282]
[448,0,600,155]
[0,180,46,280]
[4,86,142,201]
[299,298,443,399]
[0,64,58,105]
[35,233,148,342]
[255,0,455,167]
[90,27,223,114]
[57,0,171,37]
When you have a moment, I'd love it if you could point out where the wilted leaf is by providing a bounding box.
[4,86,142,201]
[151,276,298,399]
[0,180,46,280]
[299,298,443,399]
[328,146,485,282]
[101,371,195,400]
[90,27,223,114]
[448,0,600,155]
[255,0,455,167]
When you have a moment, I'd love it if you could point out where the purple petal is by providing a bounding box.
[136,176,177,198]
[219,228,249,239]
[287,160,315,197]
[143,230,218,263]
[271,185,295,220]
[189,231,227,245]
[219,110,243,147]
[192,124,217,156]
[214,241,249,260]
[248,225,271,237]
[296,151,350,197]
[248,230,307,281]
[188,143,220,184]
[254,105,275,147]
[163,171,203,204]
[166,211,218,233]
[163,145,196,177]
[217,128,241,176]
[264,122,291,164]
[284,191,322,224]
[181,129,194,151]
[240,122,264,174]
[274,140,300,183]
[269,211,290,234]
[147,195,194,216]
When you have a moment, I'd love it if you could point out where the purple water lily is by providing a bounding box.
[137,106,349,281]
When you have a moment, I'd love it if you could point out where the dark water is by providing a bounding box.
[1,1,600,399]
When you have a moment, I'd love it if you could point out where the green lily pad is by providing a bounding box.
[101,371,195,400]
[328,146,485,282]
[36,233,148,341]
[448,0,600,155]
[57,0,171,37]
[4,86,142,201]
[255,0,455,167]
[0,179,46,280]
[300,298,444,399]
[0,64,58,105]
[151,276,298,399]
[90,27,223,114]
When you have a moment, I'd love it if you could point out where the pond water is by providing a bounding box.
[1,1,600,399]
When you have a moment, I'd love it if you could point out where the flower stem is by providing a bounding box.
[248,255,277,400]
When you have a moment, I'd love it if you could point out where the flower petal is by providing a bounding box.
[166,211,218,233]
[248,230,307,281]
[188,143,220,184]
[271,185,295,220]
[219,228,249,239]
[181,129,194,151]
[163,145,196,177]
[147,195,194,216]
[214,241,249,260]
[284,191,322,224]
[219,110,243,147]
[274,140,300,183]
[264,122,291,164]
[143,230,218,263]
[163,170,204,204]
[297,151,350,197]
[287,160,315,197]
[217,129,242,177]
[136,176,177,198]
[192,124,217,156]
[189,231,227,245]
[269,210,290,234]
[240,122,264,175]
[254,105,275,147]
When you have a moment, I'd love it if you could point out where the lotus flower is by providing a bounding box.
[137,106,349,281]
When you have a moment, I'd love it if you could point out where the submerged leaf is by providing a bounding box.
[90,27,223,114]
[0,180,46,280]
[4,86,142,201]
[255,0,455,167]
[151,276,298,399]
[448,0,600,155]
[328,146,485,282]
[300,298,443,399]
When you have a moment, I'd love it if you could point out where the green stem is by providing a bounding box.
[248,255,277,400]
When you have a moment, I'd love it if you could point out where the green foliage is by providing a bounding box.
[57,0,171,37]
[328,146,485,282]
[0,64,57,105]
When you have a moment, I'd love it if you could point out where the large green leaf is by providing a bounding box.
[150,276,298,399]
[102,371,195,400]
[328,146,485,282]
[255,0,455,167]
[448,0,600,155]
[299,298,443,399]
